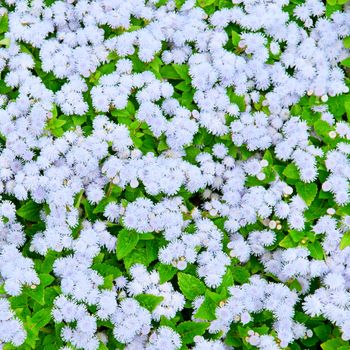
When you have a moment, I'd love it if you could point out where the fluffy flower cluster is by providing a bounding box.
[209,276,305,348]
[0,298,26,347]
[159,218,230,287]
[120,264,185,320]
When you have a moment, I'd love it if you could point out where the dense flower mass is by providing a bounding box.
[0,0,350,349]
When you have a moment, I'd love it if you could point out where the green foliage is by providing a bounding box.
[321,338,349,350]
[177,273,206,300]
[177,321,209,344]
[283,163,300,180]
[116,229,139,260]
[231,266,250,284]
[16,201,42,222]
[134,294,164,312]
[296,182,318,206]
[340,231,350,250]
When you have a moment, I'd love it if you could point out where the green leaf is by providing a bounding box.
[314,120,332,137]
[48,118,66,129]
[308,241,324,260]
[0,14,8,34]
[157,264,177,284]
[321,338,348,350]
[279,234,298,249]
[73,115,87,126]
[116,229,139,260]
[0,37,10,47]
[197,0,215,7]
[100,274,115,290]
[93,263,121,278]
[289,279,302,292]
[289,229,305,243]
[39,273,55,287]
[160,65,181,79]
[344,36,350,48]
[345,101,350,120]
[98,342,109,350]
[231,30,241,47]
[314,324,331,342]
[17,200,41,222]
[134,294,164,312]
[177,273,206,300]
[231,266,250,284]
[30,308,52,331]
[175,0,186,8]
[173,64,190,80]
[341,57,350,67]
[296,182,318,206]
[123,240,158,269]
[283,163,300,180]
[218,269,234,292]
[177,321,209,344]
[194,292,217,321]
[340,231,350,250]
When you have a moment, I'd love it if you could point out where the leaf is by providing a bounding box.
[283,163,300,180]
[194,292,217,321]
[177,321,209,344]
[296,182,318,206]
[218,269,234,292]
[123,240,158,269]
[177,273,206,300]
[93,263,121,278]
[321,338,348,350]
[17,200,41,221]
[173,64,190,80]
[24,273,54,305]
[100,275,114,290]
[175,0,186,8]
[116,229,139,260]
[231,266,250,284]
[289,229,305,243]
[344,36,350,48]
[314,324,331,342]
[197,0,215,7]
[98,342,109,350]
[30,308,52,331]
[279,234,297,249]
[231,30,241,47]
[340,231,350,250]
[40,273,55,287]
[345,101,350,120]
[0,37,10,47]
[314,120,332,137]
[289,279,302,292]
[134,294,164,312]
[41,251,58,274]
[0,14,8,34]
[47,118,66,129]
[160,65,181,79]
[308,241,324,260]
[157,264,177,284]
[73,115,87,126]
[341,57,350,67]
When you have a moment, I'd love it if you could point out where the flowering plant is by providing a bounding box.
[0,0,350,349]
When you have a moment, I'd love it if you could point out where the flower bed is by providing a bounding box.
[0,0,350,349]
